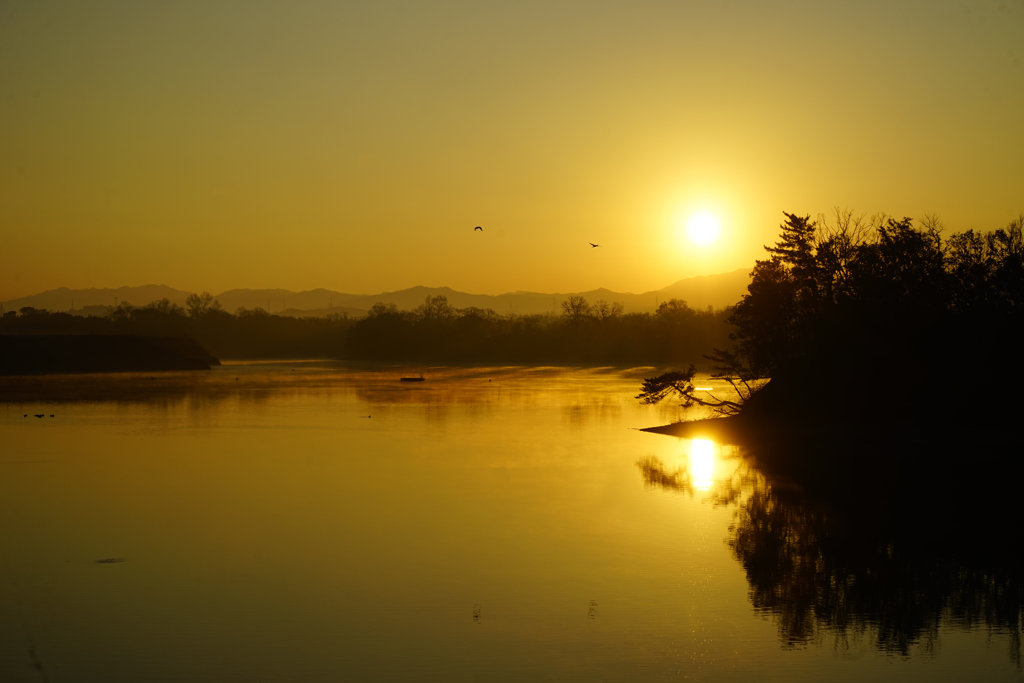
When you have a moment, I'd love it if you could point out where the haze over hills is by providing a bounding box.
[1,285,192,314]
[2,268,751,317]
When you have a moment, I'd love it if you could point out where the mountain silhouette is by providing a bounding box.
[2,268,751,317]
[1,285,190,313]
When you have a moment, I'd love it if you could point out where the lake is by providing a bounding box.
[1,363,1020,681]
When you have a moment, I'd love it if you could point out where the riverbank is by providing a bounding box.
[642,371,1024,502]
[0,335,219,375]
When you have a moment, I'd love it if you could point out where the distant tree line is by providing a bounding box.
[346,295,731,363]
[2,292,733,364]
[1,296,354,359]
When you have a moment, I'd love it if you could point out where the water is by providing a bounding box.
[1,363,1020,681]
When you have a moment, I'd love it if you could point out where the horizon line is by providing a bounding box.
[0,267,753,305]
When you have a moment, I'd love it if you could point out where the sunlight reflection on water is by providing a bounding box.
[689,439,715,490]
[0,363,1019,682]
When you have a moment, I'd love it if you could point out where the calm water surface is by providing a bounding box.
[1,363,1020,681]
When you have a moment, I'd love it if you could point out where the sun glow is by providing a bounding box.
[686,212,721,246]
[690,439,715,491]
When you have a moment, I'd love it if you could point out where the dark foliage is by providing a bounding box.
[345,295,732,364]
[639,212,1024,663]
[733,210,1024,378]
[0,335,215,375]
[636,347,766,416]
[0,297,355,359]
[641,210,1024,431]
[731,211,1024,444]
[2,293,733,364]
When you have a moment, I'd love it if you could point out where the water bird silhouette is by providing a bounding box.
[474,226,483,231]
[34,414,44,418]
[590,242,600,248]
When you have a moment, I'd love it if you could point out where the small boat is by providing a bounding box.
[400,376,425,382]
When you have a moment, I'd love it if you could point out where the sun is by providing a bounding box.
[687,211,721,245]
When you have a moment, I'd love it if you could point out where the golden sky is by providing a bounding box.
[1,0,1021,300]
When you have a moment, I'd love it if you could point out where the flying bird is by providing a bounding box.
[590,243,600,248]
[474,226,483,231]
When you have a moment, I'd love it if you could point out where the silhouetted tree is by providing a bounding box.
[636,348,765,416]
[144,298,185,316]
[110,301,136,321]
[641,208,1024,448]
[367,302,399,318]
[561,295,592,324]
[186,292,221,319]
[655,298,694,320]
[416,295,456,323]
[593,300,624,320]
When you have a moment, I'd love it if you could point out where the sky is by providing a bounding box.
[1,0,1022,300]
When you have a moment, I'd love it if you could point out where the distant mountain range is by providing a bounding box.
[1,268,751,317]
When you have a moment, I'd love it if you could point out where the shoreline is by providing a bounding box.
[0,335,218,376]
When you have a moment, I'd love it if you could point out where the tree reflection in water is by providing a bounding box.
[638,448,1023,666]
